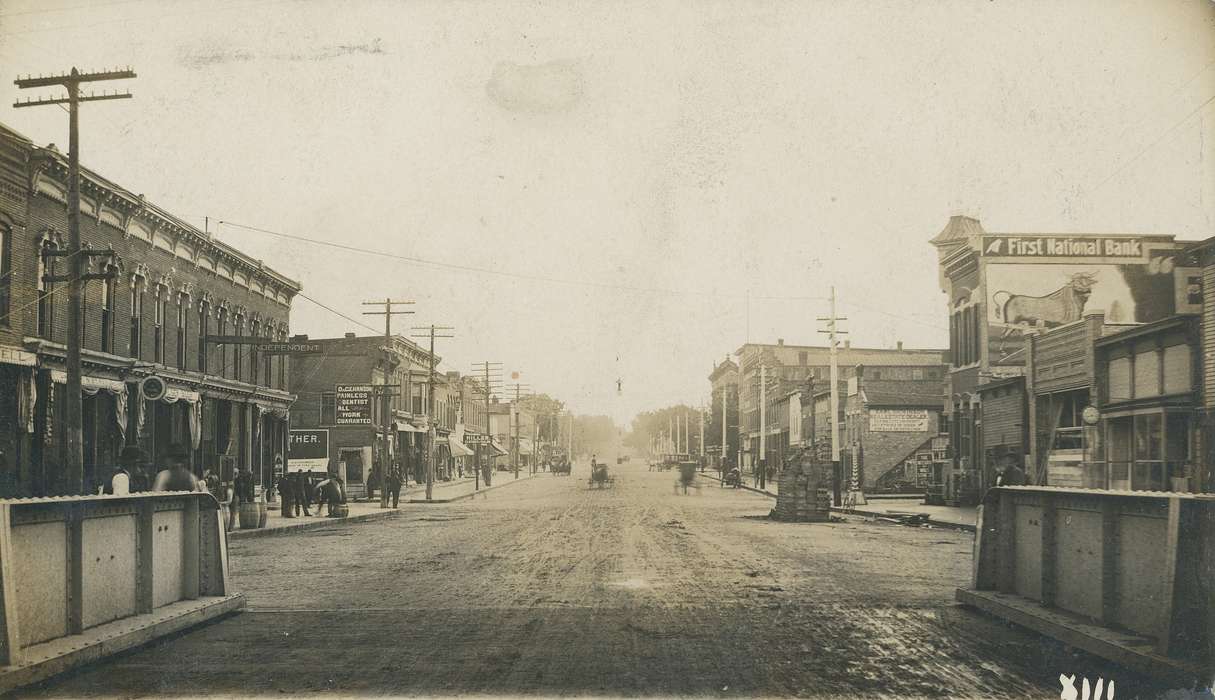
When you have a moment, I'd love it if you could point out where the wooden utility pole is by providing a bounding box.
[759,363,767,490]
[470,361,502,490]
[506,382,530,478]
[362,298,414,508]
[817,286,848,506]
[15,67,134,494]
[411,324,453,501]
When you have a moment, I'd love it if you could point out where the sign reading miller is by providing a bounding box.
[982,236,1144,259]
[335,384,374,425]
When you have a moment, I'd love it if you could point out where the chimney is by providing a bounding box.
[344,332,356,339]
[777,338,784,346]
[897,340,903,350]
[290,334,308,341]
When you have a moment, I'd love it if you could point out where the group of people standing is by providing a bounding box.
[362,463,405,508]
[102,445,206,495]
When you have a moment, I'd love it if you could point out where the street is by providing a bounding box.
[16,461,1167,699]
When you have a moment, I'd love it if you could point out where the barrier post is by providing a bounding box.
[182,499,200,601]
[66,504,84,634]
[135,500,154,614]
[1157,497,1181,655]
[0,504,22,666]
[997,492,1016,594]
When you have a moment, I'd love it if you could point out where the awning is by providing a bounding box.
[50,370,127,395]
[447,435,475,457]
[396,421,424,433]
[489,439,509,457]
[0,347,36,367]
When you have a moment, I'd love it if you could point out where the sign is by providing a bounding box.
[869,409,930,433]
[788,393,802,445]
[139,375,167,401]
[255,341,323,355]
[982,236,1145,259]
[335,384,373,425]
[288,429,329,472]
[464,434,490,445]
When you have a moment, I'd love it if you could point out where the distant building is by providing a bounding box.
[706,357,739,470]
[734,339,946,472]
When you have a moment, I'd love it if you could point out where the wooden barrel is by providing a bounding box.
[257,501,268,528]
[238,502,260,529]
[331,503,349,518]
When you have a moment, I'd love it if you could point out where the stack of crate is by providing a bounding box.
[771,447,831,522]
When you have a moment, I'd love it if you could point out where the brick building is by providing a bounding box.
[734,339,946,472]
[706,357,739,470]
[843,363,948,492]
[931,214,1198,504]
[288,333,435,496]
[0,123,298,497]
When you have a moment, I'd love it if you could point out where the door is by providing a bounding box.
[341,448,364,484]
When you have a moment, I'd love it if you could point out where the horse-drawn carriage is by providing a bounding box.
[589,460,615,489]
[552,458,572,476]
[674,460,701,495]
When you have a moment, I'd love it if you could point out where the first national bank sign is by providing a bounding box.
[982,236,1143,259]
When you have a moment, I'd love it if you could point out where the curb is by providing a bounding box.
[700,473,976,532]
[231,473,541,538]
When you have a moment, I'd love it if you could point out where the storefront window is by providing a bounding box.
[1107,416,1132,490]
[1133,413,1163,490]
[1133,344,1159,398]
[1108,357,1131,401]
[1162,345,1191,395]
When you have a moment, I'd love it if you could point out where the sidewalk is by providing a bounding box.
[701,472,978,532]
[230,471,540,540]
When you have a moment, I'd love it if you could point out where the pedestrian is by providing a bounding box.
[996,456,1026,487]
[151,448,202,492]
[293,473,313,516]
[366,462,380,502]
[314,476,346,517]
[276,474,295,518]
[386,464,403,508]
[233,466,255,505]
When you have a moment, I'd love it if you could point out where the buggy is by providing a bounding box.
[589,461,614,488]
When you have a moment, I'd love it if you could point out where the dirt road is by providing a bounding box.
[18,463,1162,698]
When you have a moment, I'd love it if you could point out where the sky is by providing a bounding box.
[1,0,1213,426]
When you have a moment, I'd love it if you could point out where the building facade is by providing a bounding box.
[706,357,739,470]
[931,214,1199,504]
[0,123,298,497]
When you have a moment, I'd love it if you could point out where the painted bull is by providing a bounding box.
[993,272,1096,330]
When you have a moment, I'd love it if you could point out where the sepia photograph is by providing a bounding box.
[0,1,1212,698]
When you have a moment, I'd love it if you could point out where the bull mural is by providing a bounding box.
[992,272,1097,332]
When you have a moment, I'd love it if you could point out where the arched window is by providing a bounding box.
[216,307,229,378]
[233,314,244,381]
[261,324,272,388]
[250,319,261,385]
[197,299,210,373]
[176,291,189,370]
[37,237,59,340]
[0,222,10,325]
[99,274,116,354]
[129,275,145,358]
[153,284,168,364]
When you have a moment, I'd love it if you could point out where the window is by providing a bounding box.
[176,292,188,370]
[250,320,261,385]
[216,308,228,378]
[233,316,244,381]
[198,301,209,373]
[37,239,58,339]
[911,368,923,380]
[276,330,287,388]
[262,328,272,388]
[129,278,144,358]
[153,285,167,364]
[798,351,807,366]
[321,392,336,425]
[1133,343,1158,399]
[0,223,10,324]
[1108,356,1131,401]
[99,275,115,353]
[1162,344,1191,395]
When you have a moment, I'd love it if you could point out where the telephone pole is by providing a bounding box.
[362,299,414,508]
[470,361,502,490]
[505,382,531,479]
[817,286,848,506]
[15,67,134,494]
[411,325,454,501]
[759,363,767,490]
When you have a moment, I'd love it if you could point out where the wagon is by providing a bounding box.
[589,462,614,488]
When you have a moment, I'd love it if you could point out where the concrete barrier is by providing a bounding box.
[0,492,242,691]
[957,486,1214,686]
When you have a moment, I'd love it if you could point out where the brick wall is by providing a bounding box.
[858,409,940,488]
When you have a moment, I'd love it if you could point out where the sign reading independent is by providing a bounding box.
[982,236,1144,259]
[288,429,329,472]
[335,384,373,425]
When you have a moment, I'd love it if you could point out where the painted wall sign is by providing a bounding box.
[288,429,329,472]
[869,409,930,432]
[335,384,374,425]
[982,236,1145,259]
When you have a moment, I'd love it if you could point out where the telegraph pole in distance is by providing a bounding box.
[15,67,134,495]
[411,324,454,501]
[362,298,414,508]
[505,381,531,479]
[470,361,502,490]
[817,286,848,506]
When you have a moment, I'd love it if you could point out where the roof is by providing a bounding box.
[930,215,985,246]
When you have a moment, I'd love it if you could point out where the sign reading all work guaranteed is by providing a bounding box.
[335,384,374,425]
